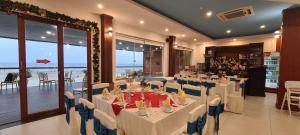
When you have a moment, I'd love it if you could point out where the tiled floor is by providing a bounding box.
[0,93,299,135]
[0,82,85,125]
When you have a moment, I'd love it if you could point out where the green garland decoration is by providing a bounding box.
[0,0,100,82]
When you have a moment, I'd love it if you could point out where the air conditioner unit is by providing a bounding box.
[217,6,255,22]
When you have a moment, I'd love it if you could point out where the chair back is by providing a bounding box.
[92,83,110,95]
[148,80,163,90]
[94,109,117,135]
[165,82,181,93]
[207,97,222,135]
[187,104,207,135]
[78,98,95,135]
[187,78,200,86]
[114,80,127,90]
[64,92,79,135]
[285,81,300,93]
[182,84,202,96]
[4,73,14,82]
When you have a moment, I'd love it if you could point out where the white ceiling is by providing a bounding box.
[15,0,212,43]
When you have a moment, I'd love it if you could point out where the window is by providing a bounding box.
[175,48,192,73]
[115,36,163,78]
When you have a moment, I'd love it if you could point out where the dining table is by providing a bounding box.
[93,89,198,135]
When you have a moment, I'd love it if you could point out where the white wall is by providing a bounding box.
[192,34,277,64]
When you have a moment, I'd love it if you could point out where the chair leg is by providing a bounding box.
[281,93,286,110]
[287,93,292,116]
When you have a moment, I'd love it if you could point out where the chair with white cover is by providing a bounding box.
[182,84,207,105]
[94,109,121,135]
[188,78,200,86]
[64,92,80,135]
[171,104,207,135]
[207,97,222,135]
[114,80,127,90]
[165,82,181,93]
[78,98,95,135]
[148,80,163,90]
[281,81,300,116]
[92,83,110,95]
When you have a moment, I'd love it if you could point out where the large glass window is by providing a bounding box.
[64,27,87,105]
[25,20,59,114]
[175,49,192,73]
[0,12,20,125]
[116,38,163,79]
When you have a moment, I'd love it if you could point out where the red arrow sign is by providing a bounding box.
[36,59,51,64]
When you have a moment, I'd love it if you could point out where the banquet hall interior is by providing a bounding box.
[0,0,300,135]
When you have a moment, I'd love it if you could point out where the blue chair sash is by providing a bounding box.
[166,87,178,93]
[208,103,223,134]
[92,87,107,95]
[79,103,94,135]
[119,84,127,90]
[187,113,207,135]
[177,79,182,85]
[94,118,117,135]
[64,95,75,124]
[183,88,201,96]
[151,84,159,90]
[201,82,216,96]
[240,83,246,96]
[161,79,167,86]
[182,80,188,85]
[188,81,200,86]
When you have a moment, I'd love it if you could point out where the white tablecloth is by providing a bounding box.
[93,93,197,135]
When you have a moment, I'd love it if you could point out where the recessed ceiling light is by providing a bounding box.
[119,42,122,45]
[274,35,280,39]
[140,45,143,48]
[274,30,280,34]
[79,41,83,44]
[139,20,144,24]
[194,38,197,41]
[165,28,169,32]
[260,25,266,29]
[182,34,185,37]
[41,36,46,39]
[174,45,177,48]
[226,30,231,34]
[174,42,178,45]
[206,11,213,17]
[46,31,52,35]
[97,4,103,9]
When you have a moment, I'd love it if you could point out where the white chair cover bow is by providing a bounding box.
[78,98,95,135]
[94,109,117,135]
[187,104,207,135]
[207,97,222,135]
[64,92,80,135]
[165,82,181,93]
[148,80,163,90]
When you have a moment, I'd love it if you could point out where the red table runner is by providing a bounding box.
[111,91,176,115]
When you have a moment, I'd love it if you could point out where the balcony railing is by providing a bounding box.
[0,67,87,87]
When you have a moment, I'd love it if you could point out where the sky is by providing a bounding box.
[0,38,87,67]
